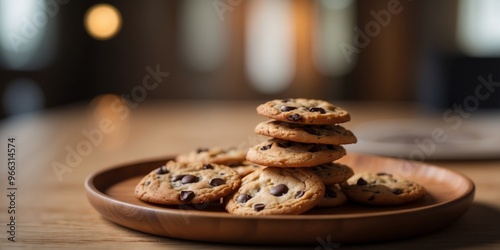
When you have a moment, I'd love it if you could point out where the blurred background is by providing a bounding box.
[1,0,500,119]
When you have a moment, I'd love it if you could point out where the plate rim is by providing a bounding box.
[84,153,475,221]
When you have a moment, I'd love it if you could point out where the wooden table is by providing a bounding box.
[1,99,499,249]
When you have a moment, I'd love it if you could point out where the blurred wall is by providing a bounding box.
[1,0,499,119]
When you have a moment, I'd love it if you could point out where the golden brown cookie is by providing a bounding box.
[246,138,346,167]
[341,172,426,206]
[316,185,348,208]
[229,161,265,177]
[135,161,241,205]
[255,120,357,145]
[308,162,354,185]
[256,98,350,124]
[175,147,247,165]
[225,167,325,215]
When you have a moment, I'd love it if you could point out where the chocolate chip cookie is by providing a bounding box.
[225,167,325,215]
[175,147,247,165]
[246,138,346,167]
[341,172,426,206]
[229,161,265,177]
[308,162,354,185]
[256,98,350,124]
[316,185,348,208]
[255,120,357,145]
[135,161,241,205]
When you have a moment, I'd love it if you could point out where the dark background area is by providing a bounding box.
[1,0,499,119]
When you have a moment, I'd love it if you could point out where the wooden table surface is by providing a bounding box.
[1,99,499,249]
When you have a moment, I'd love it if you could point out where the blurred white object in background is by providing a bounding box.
[348,116,500,160]
[457,0,500,56]
[246,0,295,94]
[0,0,56,70]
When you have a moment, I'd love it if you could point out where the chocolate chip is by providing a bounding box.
[309,107,326,114]
[145,181,151,186]
[304,127,321,136]
[237,194,252,203]
[377,172,392,176]
[357,178,368,185]
[172,175,186,182]
[179,191,195,202]
[392,188,403,195]
[181,175,199,184]
[314,164,327,170]
[325,188,337,198]
[196,147,209,153]
[253,203,265,212]
[295,190,305,199]
[308,144,322,152]
[203,164,213,169]
[260,144,272,150]
[280,106,297,112]
[156,166,168,174]
[270,184,289,196]
[281,99,291,103]
[287,113,302,122]
[277,141,292,148]
[209,178,225,187]
[367,195,375,201]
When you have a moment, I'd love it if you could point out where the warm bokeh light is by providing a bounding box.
[84,4,122,40]
[89,94,130,150]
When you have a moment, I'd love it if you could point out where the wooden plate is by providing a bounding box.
[85,153,474,244]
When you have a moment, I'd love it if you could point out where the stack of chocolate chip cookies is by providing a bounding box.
[134,98,426,214]
[225,98,358,215]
